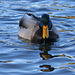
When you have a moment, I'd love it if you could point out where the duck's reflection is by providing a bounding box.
[39,44,53,60]
[39,44,73,72]
[39,44,55,72]
[40,65,55,72]
[40,51,53,60]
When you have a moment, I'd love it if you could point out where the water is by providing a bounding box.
[0,0,75,75]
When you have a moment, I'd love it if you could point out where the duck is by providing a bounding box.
[18,13,59,43]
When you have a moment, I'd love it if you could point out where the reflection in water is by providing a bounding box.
[40,64,75,72]
[40,65,55,72]
[39,44,74,72]
[39,44,73,60]
[39,43,54,52]
[52,15,75,19]
[39,44,54,72]
[58,67,75,72]
[40,52,53,60]
[0,60,12,63]
[39,44,54,60]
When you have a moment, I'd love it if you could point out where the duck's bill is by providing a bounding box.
[43,25,49,39]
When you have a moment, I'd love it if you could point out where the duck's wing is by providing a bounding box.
[19,13,40,28]
[49,25,59,40]
[18,13,41,40]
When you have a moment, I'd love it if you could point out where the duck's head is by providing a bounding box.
[40,14,52,40]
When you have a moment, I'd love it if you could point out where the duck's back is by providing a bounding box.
[18,13,40,40]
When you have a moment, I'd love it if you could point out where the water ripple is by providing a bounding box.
[0,0,75,75]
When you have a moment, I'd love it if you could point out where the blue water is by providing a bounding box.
[0,0,75,75]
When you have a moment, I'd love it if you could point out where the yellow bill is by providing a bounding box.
[43,25,49,39]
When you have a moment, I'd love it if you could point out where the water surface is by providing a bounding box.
[0,0,75,75]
